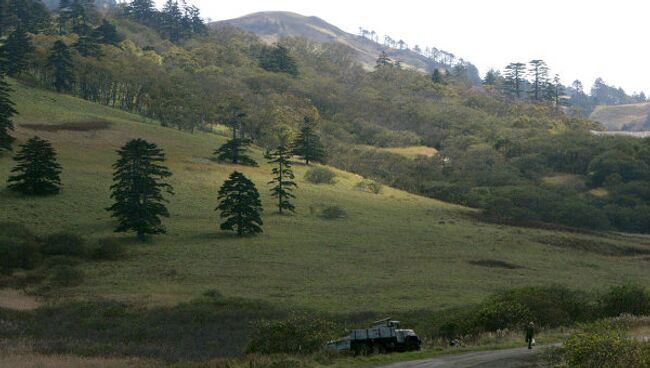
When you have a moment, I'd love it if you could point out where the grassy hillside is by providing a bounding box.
[2,82,650,315]
[590,102,650,131]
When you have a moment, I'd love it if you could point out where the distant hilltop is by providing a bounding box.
[213,11,480,83]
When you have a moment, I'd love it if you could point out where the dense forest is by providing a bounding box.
[1,0,649,233]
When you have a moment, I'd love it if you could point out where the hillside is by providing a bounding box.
[590,102,650,131]
[2,81,650,312]
[214,11,479,81]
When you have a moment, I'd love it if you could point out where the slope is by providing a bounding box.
[214,11,479,80]
[590,102,650,131]
[1,82,650,314]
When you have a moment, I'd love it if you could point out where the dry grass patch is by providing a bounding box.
[0,289,41,311]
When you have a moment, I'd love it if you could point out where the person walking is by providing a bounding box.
[525,322,535,349]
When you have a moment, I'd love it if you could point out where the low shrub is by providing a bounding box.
[41,232,87,257]
[304,167,336,184]
[0,238,40,275]
[91,238,125,261]
[51,265,85,287]
[355,180,382,194]
[246,313,338,355]
[319,206,347,220]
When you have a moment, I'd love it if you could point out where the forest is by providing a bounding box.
[1,0,649,233]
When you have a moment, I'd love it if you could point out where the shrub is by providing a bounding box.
[51,265,85,287]
[355,180,382,194]
[91,238,125,261]
[319,206,347,220]
[246,313,337,354]
[472,299,532,332]
[0,238,40,275]
[41,232,86,257]
[599,283,650,317]
[304,167,336,184]
[557,321,650,367]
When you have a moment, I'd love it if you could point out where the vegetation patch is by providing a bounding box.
[21,121,111,132]
[468,259,522,270]
[535,236,650,257]
[304,167,336,184]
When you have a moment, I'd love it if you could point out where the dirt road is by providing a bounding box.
[378,346,554,368]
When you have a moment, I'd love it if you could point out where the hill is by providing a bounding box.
[590,102,650,131]
[3,81,650,313]
[214,11,480,81]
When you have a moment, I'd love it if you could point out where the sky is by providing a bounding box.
[160,0,650,94]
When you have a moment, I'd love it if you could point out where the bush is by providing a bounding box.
[0,238,40,275]
[51,265,85,287]
[355,180,382,194]
[472,299,532,332]
[246,313,337,354]
[599,283,650,317]
[91,238,125,261]
[319,206,347,220]
[304,167,336,184]
[557,321,650,367]
[41,232,87,257]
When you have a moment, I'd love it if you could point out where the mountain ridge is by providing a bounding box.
[213,11,480,82]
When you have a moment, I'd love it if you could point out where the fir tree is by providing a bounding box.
[431,69,445,84]
[502,62,526,99]
[268,144,297,214]
[528,59,549,102]
[58,0,72,34]
[375,50,393,69]
[125,0,157,23]
[74,30,103,58]
[47,40,74,92]
[7,136,62,195]
[0,73,17,152]
[94,19,123,46]
[161,0,183,42]
[216,171,263,236]
[1,27,34,76]
[259,44,299,76]
[106,139,174,241]
[292,116,325,165]
[213,138,258,167]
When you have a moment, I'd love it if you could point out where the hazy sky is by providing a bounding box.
[161,0,649,94]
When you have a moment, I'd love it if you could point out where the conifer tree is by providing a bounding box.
[47,40,74,92]
[0,73,17,152]
[94,19,123,45]
[7,136,62,195]
[1,27,34,76]
[259,44,299,76]
[375,50,393,69]
[74,30,103,57]
[502,62,526,99]
[58,0,72,34]
[528,59,549,102]
[431,69,445,84]
[214,138,258,167]
[161,0,182,42]
[216,171,263,236]
[292,116,325,165]
[106,139,174,241]
[268,144,297,214]
[126,0,157,23]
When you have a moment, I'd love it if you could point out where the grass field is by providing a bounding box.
[590,102,650,131]
[2,81,650,317]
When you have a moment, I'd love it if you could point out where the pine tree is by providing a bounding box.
[94,19,123,45]
[7,136,62,195]
[216,171,263,236]
[548,74,566,111]
[161,0,182,42]
[375,50,393,69]
[292,117,325,165]
[431,69,445,84]
[47,40,74,92]
[483,69,500,86]
[259,44,299,76]
[214,138,258,167]
[106,139,174,241]
[502,62,526,99]
[528,59,549,102]
[126,0,157,23]
[74,30,103,57]
[0,27,34,76]
[268,144,297,214]
[0,73,17,152]
[58,0,72,34]
[69,0,96,35]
